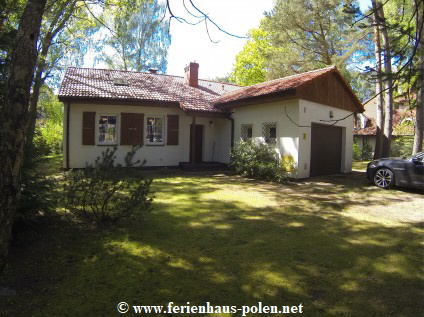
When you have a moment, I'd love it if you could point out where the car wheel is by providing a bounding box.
[374,168,395,189]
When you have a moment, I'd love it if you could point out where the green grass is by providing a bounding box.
[1,163,423,316]
[352,161,370,171]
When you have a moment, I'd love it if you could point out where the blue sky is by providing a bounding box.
[85,0,372,80]
[165,0,275,79]
[165,0,372,80]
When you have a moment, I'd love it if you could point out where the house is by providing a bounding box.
[58,63,363,178]
[354,97,416,154]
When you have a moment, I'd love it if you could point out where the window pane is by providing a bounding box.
[109,116,116,124]
[98,115,117,144]
[269,127,276,139]
[241,124,253,141]
[262,122,276,144]
[146,116,164,144]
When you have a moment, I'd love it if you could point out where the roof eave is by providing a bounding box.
[214,88,297,108]
[57,96,180,108]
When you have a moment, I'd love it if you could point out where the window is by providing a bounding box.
[98,115,117,144]
[146,116,164,144]
[262,122,276,144]
[241,124,253,141]
[113,78,128,86]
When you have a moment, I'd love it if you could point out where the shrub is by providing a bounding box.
[14,144,57,242]
[280,155,297,175]
[34,122,62,155]
[391,136,414,158]
[34,85,63,155]
[63,146,153,227]
[353,141,362,161]
[362,142,373,161]
[230,140,296,182]
[353,138,373,161]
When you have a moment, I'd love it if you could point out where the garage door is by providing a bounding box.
[310,123,342,177]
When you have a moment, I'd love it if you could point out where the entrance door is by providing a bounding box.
[190,124,203,163]
[310,123,343,177]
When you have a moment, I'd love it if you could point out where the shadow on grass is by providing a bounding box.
[1,173,423,316]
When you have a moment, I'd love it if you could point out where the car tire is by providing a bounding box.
[373,168,395,189]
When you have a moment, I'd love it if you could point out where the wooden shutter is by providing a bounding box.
[167,115,179,145]
[82,112,95,145]
[120,113,144,145]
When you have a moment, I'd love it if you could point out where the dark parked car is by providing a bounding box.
[366,152,424,189]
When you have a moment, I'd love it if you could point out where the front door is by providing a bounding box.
[190,124,203,163]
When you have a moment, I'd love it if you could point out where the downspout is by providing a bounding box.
[66,100,70,169]
[190,116,196,164]
[225,112,234,148]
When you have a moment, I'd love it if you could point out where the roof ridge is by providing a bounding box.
[199,78,240,87]
[66,66,238,86]
[237,65,337,88]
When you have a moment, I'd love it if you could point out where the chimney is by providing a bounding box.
[148,68,158,74]
[184,62,199,87]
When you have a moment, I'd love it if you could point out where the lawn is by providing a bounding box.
[351,160,370,172]
[0,164,423,316]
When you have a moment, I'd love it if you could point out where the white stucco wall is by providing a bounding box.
[64,103,231,168]
[64,99,355,176]
[232,99,300,163]
[213,118,232,163]
[298,100,354,178]
[231,99,355,178]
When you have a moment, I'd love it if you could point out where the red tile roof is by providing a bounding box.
[354,109,415,136]
[354,117,377,135]
[59,66,361,114]
[214,66,337,106]
[58,67,240,113]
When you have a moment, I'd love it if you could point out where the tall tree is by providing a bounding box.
[264,0,366,79]
[360,0,422,156]
[377,2,394,157]
[26,0,98,145]
[0,0,47,272]
[371,0,385,159]
[101,0,171,72]
[230,27,270,86]
[413,0,423,154]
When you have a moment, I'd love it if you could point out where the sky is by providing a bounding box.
[164,0,372,80]
[164,0,274,80]
[85,0,372,80]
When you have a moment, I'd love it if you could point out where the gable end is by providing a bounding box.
[296,72,362,113]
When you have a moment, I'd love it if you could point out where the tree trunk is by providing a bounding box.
[27,40,51,146]
[0,0,47,273]
[378,2,393,158]
[413,0,423,154]
[27,69,44,146]
[27,0,77,146]
[372,0,384,159]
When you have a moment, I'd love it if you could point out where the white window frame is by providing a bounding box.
[97,113,119,145]
[145,115,165,145]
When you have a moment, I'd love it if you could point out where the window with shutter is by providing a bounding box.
[121,113,144,145]
[82,112,95,145]
[98,114,118,145]
[167,115,179,145]
[146,116,164,145]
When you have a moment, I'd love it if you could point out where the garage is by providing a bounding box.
[310,123,343,177]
